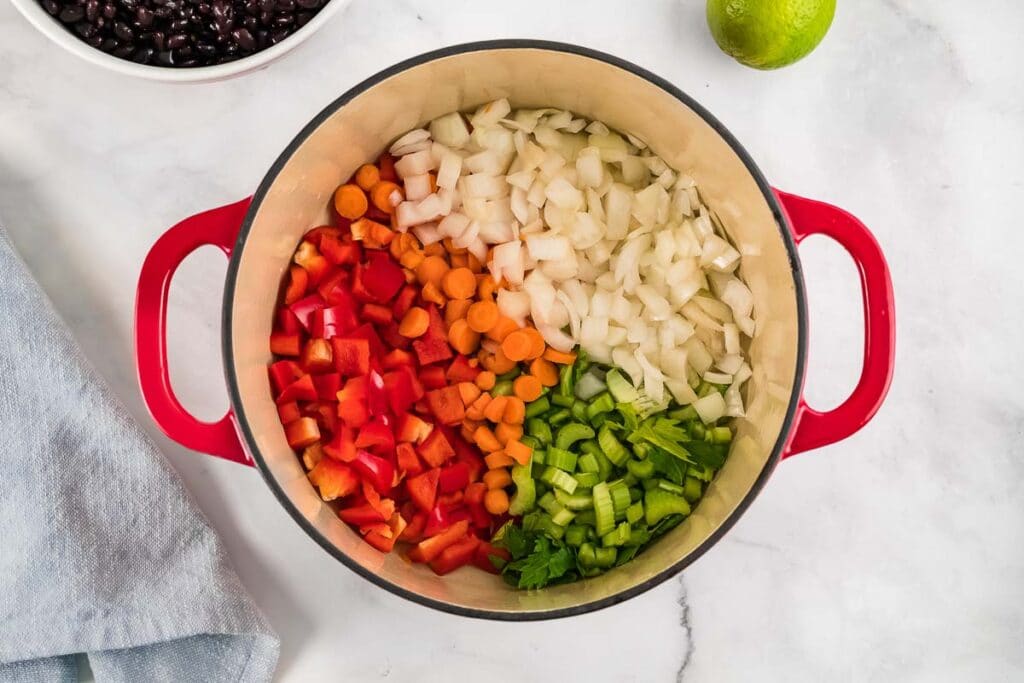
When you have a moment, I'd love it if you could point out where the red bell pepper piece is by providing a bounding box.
[382,366,423,415]
[429,534,480,575]
[378,152,398,181]
[316,304,360,340]
[284,417,320,449]
[270,331,301,357]
[344,323,386,359]
[446,355,481,383]
[396,442,424,476]
[365,370,389,416]
[338,502,386,525]
[336,375,367,402]
[377,322,411,352]
[283,265,309,305]
[311,373,342,401]
[306,402,338,435]
[331,337,370,377]
[425,386,465,426]
[352,449,395,494]
[391,285,418,320]
[303,225,342,249]
[418,365,447,390]
[362,512,407,553]
[468,501,493,530]
[308,458,359,501]
[382,348,415,370]
[318,272,353,307]
[277,401,301,424]
[395,413,432,444]
[320,232,361,266]
[473,541,511,574]
[417,428,455,468]
[412,305,453,365]
[276,374,318,405]
[422,503,472,538]
[301,339,334,373]
[360,251,405,303]
[399,511,427,542]
[410,519,471,563]
[268,360,304,395]
[406,468,439,512]
[337,399,369,428]
[323,425,357,462]
[361,303,393,326]
[438,461,470,494]
[277,307,303,335]
[361,480,397,518]
[294,241,331,284]
[290,294,326,332]
[355,418,395,453]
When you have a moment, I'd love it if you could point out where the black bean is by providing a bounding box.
[135,6,153,25]
[42,0,59,14]
[295,10,311,26]
[113,44,134,57]
[166,32,188,48]
[85,0,99,20]
[74,20,94,36]
[102,3,116,18]
[295,0,317,9]
[272,12,291,26]
[195,42,215,56]
[131,46,154,62]
[231,26,255,50]
[113,20,133,40]
[59,5,85,22]
[100,36,117,51]
[150,30,165,49]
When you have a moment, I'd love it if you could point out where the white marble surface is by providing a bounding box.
[2,0,1023,680]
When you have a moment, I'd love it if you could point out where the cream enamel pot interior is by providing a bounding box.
[135,41,895,619]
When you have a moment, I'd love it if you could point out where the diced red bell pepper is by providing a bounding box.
[448,429,485,483]
[361,303,393,326]
[446,355,481,383]
[301,339,334,373]
[473,541,511,574]
[307,402,338,435]
[337,397,369,428]
[422,503,472,538]
[418,365,447,390]
[350,264,373,302]
[425,386,465,426]
[412,305,453,365]
[277,401,301,424]
[311,373,342,401]
[395,413,432,444]
[352,449,395,494]
[396,442,424,476]
[284,417,320,449]
[438,461,470,494]
[303,225,342,249]
[382,367,423,415]
[336,375,367,403]
[283,265,309,305]
[391,285,418,320]
[331,337,370,377]
[382,348,415,370]
[277,307,303,335]
[294,241,330,285]
[361,251,405,303]
[355,418,395,453]
[437,490,464,508]
[406,468,439,512]
[378,322,411,351]
[399,511,427,542]
[323,425,357,462]
[378,152,398,181]
[269,360,304,395]
[276,374,318,405]
[417,428,455,468]
[338,502,386,525]
[318,273,355,308]
[308,458,359,501]
[344,323,386,359]
[365,370,388,416]
[316,305,360,340]
[409,519,471,563]
[429,534,480,575]
[270,332,301,357]
[320,232,361,266]
[361,480,397,519]
[363,512,407,553]
[289,294,326,331]
[467,501,493,530]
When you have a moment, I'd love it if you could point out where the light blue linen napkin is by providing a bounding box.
[0,226,279,682]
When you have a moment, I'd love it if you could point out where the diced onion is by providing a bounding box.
[693,392,726,424]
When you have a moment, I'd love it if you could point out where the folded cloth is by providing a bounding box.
[0,226,279,682]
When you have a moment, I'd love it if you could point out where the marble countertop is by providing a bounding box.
[2,0,1022,680]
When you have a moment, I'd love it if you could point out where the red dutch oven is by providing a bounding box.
[135,41,895,620]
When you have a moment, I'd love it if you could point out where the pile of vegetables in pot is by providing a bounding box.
[267,101,755,587]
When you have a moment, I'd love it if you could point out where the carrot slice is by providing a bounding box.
[485,316,519,343]
[484,451,515,469]
[500,329,533,362]
[449,253,468,269]
[523,328,547,359]
[543,348,577,365]
[445,298,473,327]
[495,422,523,446]
[484,488,510,514]
[483,468,512,490]
[466,251,483,273]
[529,357,559,387]
[474,370,496,391]
[513,375,543,402]
[369,181,401,214]
[416,255,449,288]
[483,347,517,375]
[473,426,502,453]
[483,396,508,423]
[502,397,526,425]
[465,393,491,421]
[334,184,368,220]
[442,267,477,300]
[398,306,429,338]
[477,275,500,300]
[467,301,499,333]
[400,250,425,270]
[423,242,445,257]
[505,440,533,466]
[421,282,446,306]
[457,381,481,405]
[354,164,380,191]
[447,319,480,355]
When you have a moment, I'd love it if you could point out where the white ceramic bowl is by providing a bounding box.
[10,0,351,83]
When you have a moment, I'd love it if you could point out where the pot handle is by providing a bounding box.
[774,190,895,457]
[135,198,253,466]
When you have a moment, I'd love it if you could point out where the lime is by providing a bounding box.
[706,0,836,70]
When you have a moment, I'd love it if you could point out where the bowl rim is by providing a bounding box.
[8,0,350,83]
[222,39,809,620]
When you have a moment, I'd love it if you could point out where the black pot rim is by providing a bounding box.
[222,39,808,621]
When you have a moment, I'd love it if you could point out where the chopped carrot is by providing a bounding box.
[484,451,515,470]
[495,422,523,446]
[457,382,481,405]
[485,316,519,343]
[543,348,577,365]
[398,306,429,338]
[474,370,496,391]
[445,299,473,327]
[421,282,446,306]
[400,250,425,270]
[483,347,517,375]
[423,242,445,257]
[460,423,476,443]
[529,357,559,387]
[442,267,476,300]
[466,251,483,273]
[513,375,543,402]
[403,269,416,284]
[447,319,480,355]
[505,440,533,466]
[483,468,512,490]
[473,426,502,453]
[502,397,526,425]
[442,237,466,254]
[415,255,449,288]
[354,164,380,192]
[464,481,487,505]
[467,301,499,333]
[369,181,401,214]
[477,275,500,300]
[500,329,533,362]
[465,393,491,421]
[523,327,547,359]
[370,222,395,246]
[449,252,468,269]
[483,396,508,423]
[334,184,368,220]
[484,488,510,514]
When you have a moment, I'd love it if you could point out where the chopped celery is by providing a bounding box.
[526,418,552,445]
[524,396,550,419]
[538,491,557,513]
[558,363,575,397]
[598,424,630,465]
[508,464,536,515]
[668,405,699,422]
[594,546,617,568]
[532,449,546,465]
[492,380,514,396]
[575,509,597,527]
[605,369,638,403]
[520,435,541,451]
[551,393,575,408]
[609,480,632,513]
[578,543,597,567]
[551,507,576,527]
[690,464,715,482]
[555,423,595,451]
[626,501,644,525]
[709,426,733,444]
[555,489,594,510]
[546,447,578,472]
[565,524,589,546]
[547,409,571,426]
[592,482,615,536]
[601,521,631,547]
[644,489,692,525]
[627,458,656,480]
[570,400,589,422]
[657,479,686,496]
[689,422,706,440]
[541,466,578,494]
[586,391,615,419]
[496,368,521,382]
[622,472,638,487]
[573,472,600,489]
[682,476,703,502]
[577,453,600,474]
[591,413,608,429]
